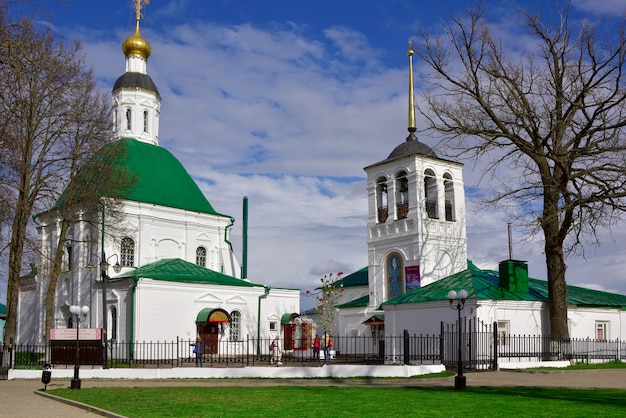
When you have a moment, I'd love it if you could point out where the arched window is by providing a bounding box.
[395,171,409,219]
[386,252,405,300]
[229,311,241,341]
[109,306,118,341]
[424,169,438,219]
[125,108,132,130]
[143,110,149,133]
[61,278,69,298]
[376,177,388,223]
[196,247,207,267]
[120,237,135,267]
[444,173,455,221]
[63,244,72,271]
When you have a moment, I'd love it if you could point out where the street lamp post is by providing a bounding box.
[87,254,121,369]
[100,256,109,369]
[448,289,468,390]
[69,305,90,389]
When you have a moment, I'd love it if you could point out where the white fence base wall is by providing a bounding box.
[498,360,571,370]
[9,364,445,380]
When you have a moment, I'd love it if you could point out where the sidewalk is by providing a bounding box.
[1,369,625,417]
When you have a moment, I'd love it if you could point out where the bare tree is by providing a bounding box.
[415,2,626,340]
[0,9,133,345]
[306,272,344,337]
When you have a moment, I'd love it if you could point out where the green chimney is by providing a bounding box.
[499,260,529,293]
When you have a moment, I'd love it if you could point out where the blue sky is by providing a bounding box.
[3,0,626,310]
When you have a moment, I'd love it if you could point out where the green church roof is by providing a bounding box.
[337,294,370,309]
[115,258,260,287]
[0,303,6,318]
[55,138,225,216]
[111,138,224,215]
[382,261,626,308]
[336,267,369,288]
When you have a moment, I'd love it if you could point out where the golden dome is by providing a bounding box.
[122,25,151,59]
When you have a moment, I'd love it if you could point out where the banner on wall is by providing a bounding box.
[405,265,421,291]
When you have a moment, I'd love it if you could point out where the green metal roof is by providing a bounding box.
[335,267,369,288]
[115,258,259,287]
[281,313,300,324]
[0,303,6,318]
[382,261,626,308]
[56,138,226,215]
[337,295,370,309]
[112,138,224,215]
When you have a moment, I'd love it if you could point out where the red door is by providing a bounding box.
[199,323,219,355]
[283,324,294,350]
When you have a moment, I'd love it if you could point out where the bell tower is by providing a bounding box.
[363,41,467,307]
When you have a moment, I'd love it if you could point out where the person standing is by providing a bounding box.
[270,336,282,366]
[323,333,332,365]
[312,335,320,361]
[193,337,204,367]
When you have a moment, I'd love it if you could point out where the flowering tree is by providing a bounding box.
[306,272,344,336]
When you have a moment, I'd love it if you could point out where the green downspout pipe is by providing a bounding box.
[242,196,248,280]
[222,216,235,274]
[256,286,270,355]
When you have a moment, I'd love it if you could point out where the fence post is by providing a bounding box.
[403,330,409,365]
[246,335,249,367]
[492,321,498,371]
[439,322,444,365]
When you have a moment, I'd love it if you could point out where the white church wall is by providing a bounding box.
[133,279,299,344]
[16,277,38,345]
[476,301,549,336]
[113,201,241,278]
[383,301,461,337]
[567,307,624,340]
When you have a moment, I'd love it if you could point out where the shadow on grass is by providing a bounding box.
[306,373,625,409]
[402,385,626,409]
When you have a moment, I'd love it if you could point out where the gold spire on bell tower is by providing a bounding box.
[122,0,152,59]
[407,39,417,141]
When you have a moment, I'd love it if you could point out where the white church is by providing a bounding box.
[14,2,626,366]
[16,4,303,356]
[312,43,626,361]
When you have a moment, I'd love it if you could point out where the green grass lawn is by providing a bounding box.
[50,384,626,417]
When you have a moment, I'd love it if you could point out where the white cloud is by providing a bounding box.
[573,0,626,16]
[38,4,626,312]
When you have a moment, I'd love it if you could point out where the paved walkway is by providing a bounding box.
[1,369,626,417]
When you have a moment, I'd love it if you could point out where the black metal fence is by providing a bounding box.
[1,321,624,372]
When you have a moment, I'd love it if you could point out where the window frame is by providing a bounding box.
[229,311,241,341]
[496,320,510,347]
[376,177,388,223]
[125,108,132,130]
[143,110,149,133]
[195,246,207,267]
[596,321,609,340]
[120,237,135,267]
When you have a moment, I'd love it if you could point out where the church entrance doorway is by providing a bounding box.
[195,308,231,356]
